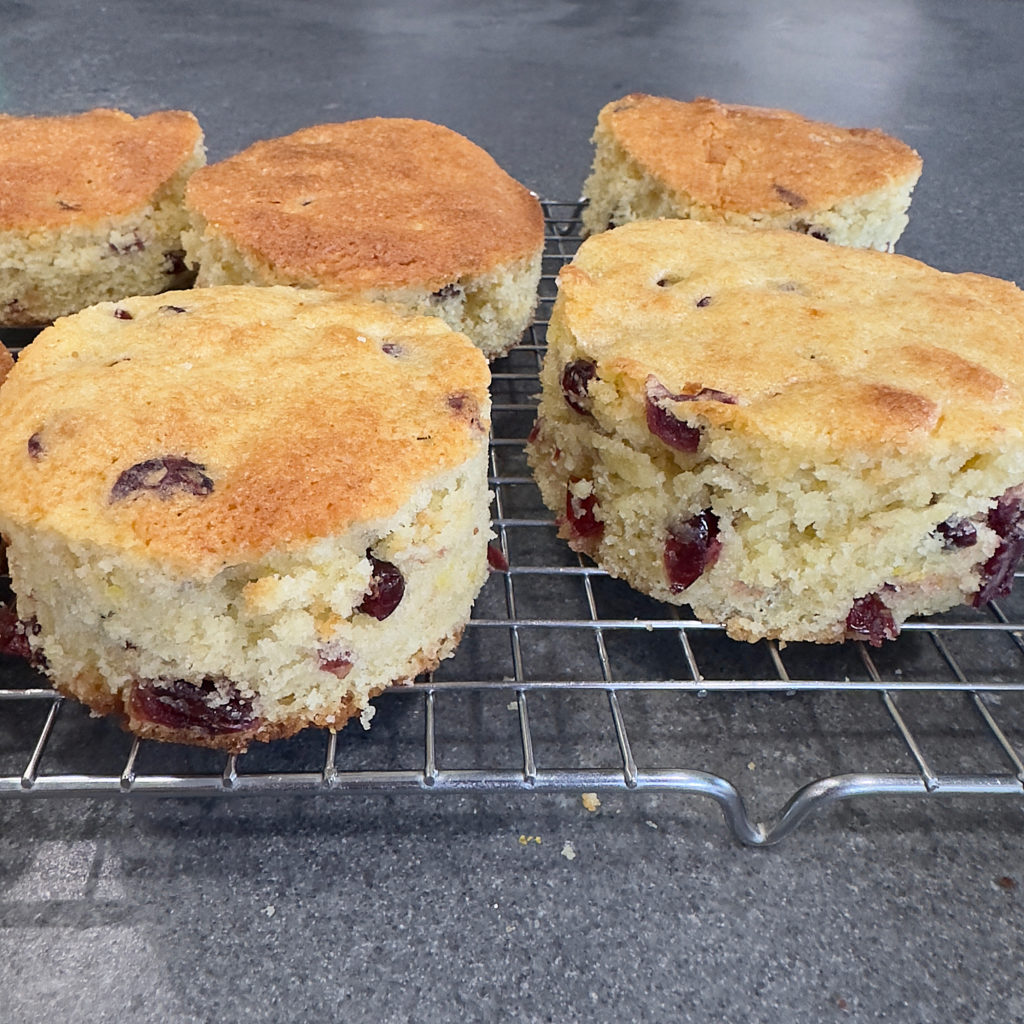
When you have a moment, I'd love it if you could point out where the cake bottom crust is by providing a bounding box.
[53,625,465,754]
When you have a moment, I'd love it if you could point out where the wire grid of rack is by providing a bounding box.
[2,199,1024,845]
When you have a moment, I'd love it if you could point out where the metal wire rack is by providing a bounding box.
[2,199,1024,844]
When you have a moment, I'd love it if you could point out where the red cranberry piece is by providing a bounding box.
[381,342,404,357]
[845,593,899,646]
[527,418,542,445]
[487,543,509,572]
[561,360,598,416]
[447,393,484,432]
[974,489,1024,606]
[319,652,354,679]
[936,516,978,549]
[646,394,701,452]
[110,456,213,502]
[27,433,45,460]
[564,479,603,542]
[695,295,713,308]
[773,184,806,208]
[109,232,145,255]
[0,603,36,661]
[130,677,257,734]
[645,378,737,452]
[664,510,721,592]
[357,555,405,620]
[113,307,133,320]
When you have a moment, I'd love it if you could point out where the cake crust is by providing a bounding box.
[0,286,490,576]
[556,221,1021,456]
[0,109,203,229]
[591,94,922,216]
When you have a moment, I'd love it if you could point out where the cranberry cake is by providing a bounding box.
[183,118,544,359]
[0,285,492,749]
[581,95,922,251]
[0,109,205,326]
[526,219,1024,645]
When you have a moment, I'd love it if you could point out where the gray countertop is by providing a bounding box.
[2,1,1024,1021]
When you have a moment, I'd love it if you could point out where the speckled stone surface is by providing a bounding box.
[2,1,1024,1021]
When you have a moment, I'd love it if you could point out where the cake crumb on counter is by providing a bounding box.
[581,792,601,812]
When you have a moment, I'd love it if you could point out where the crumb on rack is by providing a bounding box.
[581,792,601,812]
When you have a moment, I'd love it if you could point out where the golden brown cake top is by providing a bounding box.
[0,109,204,230]
[555,219,1024,455]
[0,286,490,574]
[0,344,12,385]
[596,94,922,212]
[185,118,545,291]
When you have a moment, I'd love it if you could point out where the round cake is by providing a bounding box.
[183,118,545,359]
[0,108,205,325]
[581,94,922,251]
[527,219,1024,645]
[0,285,492,750]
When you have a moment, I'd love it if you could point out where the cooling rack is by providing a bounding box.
[2,199,1023,845]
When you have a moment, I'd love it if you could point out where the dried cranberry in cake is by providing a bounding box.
[0,603,35,661]
[130,677,258,735]
[845,592,899,646]
[645,377,737,453]
[487,542,510,572]
[319,649,354,679]
[664,510,721,591]
[110,456,214,502]
[973,487,1024,606]
[357,555,405,620]
[113,307,133,320]
[935,515,978,550]
[447,393,484,432]
[109,231,145,255]
[527,418,542,445]
[773,184,806,209]
[564,478,603,543]
[27,433,45,460]
[561,359,598,416]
